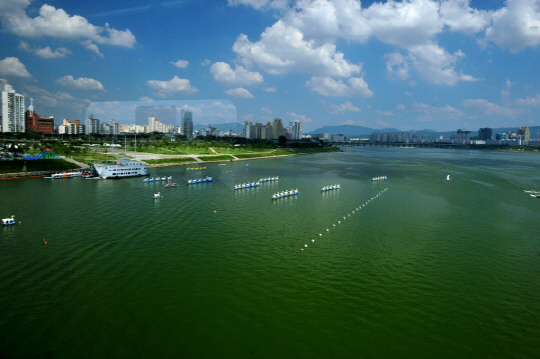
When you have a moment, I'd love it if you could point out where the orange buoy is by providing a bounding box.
[213,210,216,213]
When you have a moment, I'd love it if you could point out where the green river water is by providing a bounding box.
[1,147,539,358]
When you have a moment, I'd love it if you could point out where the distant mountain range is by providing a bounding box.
[195,122,540,139]
[306,125,540,139]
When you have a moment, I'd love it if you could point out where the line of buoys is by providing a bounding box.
[298,188,388,253]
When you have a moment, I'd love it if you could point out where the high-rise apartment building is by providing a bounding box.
[2,84,25,133]
[478,128,492,141]
[518,126,530,141]
[181,109,193,140]
[290,120,303,140]
[456,129,471,143]
[85,114,100,134]
[272,118,287,140]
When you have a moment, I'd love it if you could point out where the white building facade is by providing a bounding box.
[2,84,25,133]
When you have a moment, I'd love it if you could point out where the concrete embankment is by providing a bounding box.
[0,170,56,179]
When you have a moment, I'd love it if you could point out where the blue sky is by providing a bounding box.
[1,0,540,132]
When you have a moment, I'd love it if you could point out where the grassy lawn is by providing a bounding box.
[144,158,198,165]
[199,155,236,161]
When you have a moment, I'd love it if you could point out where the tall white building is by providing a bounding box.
[290,120,303,140]
[85,114,100,134]
[181,109,193,140]
[2,84,25,133]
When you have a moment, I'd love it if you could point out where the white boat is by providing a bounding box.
[94,157,149,179]
[2,215,15,225]
[447,175,450,181]
[153,192,161,199]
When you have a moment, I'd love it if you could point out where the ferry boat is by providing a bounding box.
[321,184,340,191]
[2,215,15,225]
[94,157,148,179]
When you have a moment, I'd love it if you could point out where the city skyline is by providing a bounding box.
[1,1,540,132]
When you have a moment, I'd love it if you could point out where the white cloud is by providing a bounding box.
[171,60,189,68]
[0,2,136,47]
[201,59,212,66]
[375,119,394,128]
[210,62,264,86]
[376,109,394,116]
[146,76,198,96]
[385,52,409,80]
[485,0,540,52]
[233,21,361,77]
[228,0,290,10]
[396,104,406,111]
[306,76,373,97]
[241,113,254,121]
[440,0,492,34]
[23,84,90,114]
[287,111,313,123]
[224,87,254,98]
[262,107,272,114]
[0,57,31,78]
[18,40,72,59]
[328,101,361,114]
[463,99,524,117]
[263,86,277,92]
[515,94,540,106]
[56,75,105,91]
[138,96,154,102]
[81,40,104,57]
[413,102,464,122]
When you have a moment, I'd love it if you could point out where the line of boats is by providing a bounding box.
[233,177,279,190]
[524,189,540,198]
[271,189,299,200]
[187,176,213,184]
[186,167,206,171]
[372,176,388,181]
[321,184,340,191]
[143,176,172,182]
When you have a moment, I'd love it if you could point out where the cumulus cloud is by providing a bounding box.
[263,86,277,92]
[306,76,373,97]
[440,0,492,34]
[396,103,406,111]
[0,57,31,78]
[171,60,189,68]
[233,21,361,77]
[485,0,540,52]
[0,2,136,47]
[18,40,71,59]
[224,87,254,98]
[210,62,264,86]
[146,76,198,96]
[328,101,361,114]
[262,107,272,114]
[138,96,154,102]
[201,59,212,66]
[81,40,104,57]
[56,75,105,91]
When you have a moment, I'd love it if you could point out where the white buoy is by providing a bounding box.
[348,214,350,217]
[343,217,346,219]
[312,239,315,242]
[319,234,322,236]
[326,229,329,231]
[333,224,335,227]
[338,221,341,224]
[305,244,308,247]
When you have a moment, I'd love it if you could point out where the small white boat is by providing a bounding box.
[2,215,15,225]
[447,175,450,181]
[153,192,161,199]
